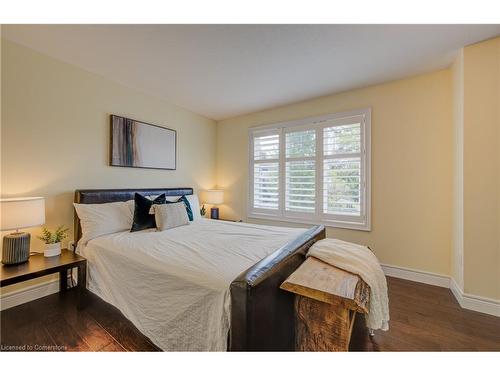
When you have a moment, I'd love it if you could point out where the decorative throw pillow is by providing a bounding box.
[165,195,193,221]
[131,193,166,232]
[152,202,189,231]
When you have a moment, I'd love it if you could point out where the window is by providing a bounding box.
[252,131,280,210]
[249,108,371,231]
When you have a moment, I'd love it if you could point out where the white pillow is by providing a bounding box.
[147,195,163,200]
[164,195,181,202]
[153,202,189,231]
[74,201,133,245]
[186,194,202,220]
[165,194,202,220]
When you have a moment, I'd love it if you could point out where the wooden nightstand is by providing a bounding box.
[0,249,87,308]
[280,257,370,351]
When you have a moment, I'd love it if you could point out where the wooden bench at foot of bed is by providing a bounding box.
[280,257,370,351]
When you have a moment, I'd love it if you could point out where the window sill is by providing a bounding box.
[247,212,371,232]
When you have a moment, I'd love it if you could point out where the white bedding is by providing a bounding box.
[78,218,305,351]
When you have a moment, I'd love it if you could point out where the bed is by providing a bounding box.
[74,188,325,351]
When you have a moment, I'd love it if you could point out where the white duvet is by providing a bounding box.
[78,219,305,351]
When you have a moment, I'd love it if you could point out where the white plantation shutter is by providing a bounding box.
[254,133,279,160]
[285,160,315,212]
[323,157,361,215]
[324,123,361,155]
[251,131,280,211]
[323,122,363,217]
[249,109,370,230]
[253,163,279,209]
[285,129,316,214]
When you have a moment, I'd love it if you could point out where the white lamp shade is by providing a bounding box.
[204,190,224,205]
[0,197,45,231]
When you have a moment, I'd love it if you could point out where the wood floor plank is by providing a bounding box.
[44,315,92,352]
[49,293,116,351]
[64,310,116,351]
[84,293,160,351]
[99,340,126,352]
[349,277,500,351]
[0,320,56,351]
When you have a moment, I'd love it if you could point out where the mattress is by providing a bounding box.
[78,218,306,351]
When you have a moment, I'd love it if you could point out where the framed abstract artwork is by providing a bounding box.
[110,115,176,170]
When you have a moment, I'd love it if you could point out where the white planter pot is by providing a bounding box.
[44,242,61,257]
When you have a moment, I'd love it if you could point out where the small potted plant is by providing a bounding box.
[37,225,69,257]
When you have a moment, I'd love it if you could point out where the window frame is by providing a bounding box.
[248,108,371,231]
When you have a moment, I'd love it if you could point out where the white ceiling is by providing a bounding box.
[3,25,499,120]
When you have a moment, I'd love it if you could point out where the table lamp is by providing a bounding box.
[204,190,224,219]
[0,197,45,265]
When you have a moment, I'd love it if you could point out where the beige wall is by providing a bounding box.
[1,40,217,294]
[217,70,453,276]
[462,37,500,299]
[1,28,2,200]
[451,50,465,289]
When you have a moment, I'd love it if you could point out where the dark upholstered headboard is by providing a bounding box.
[73,188,193,244]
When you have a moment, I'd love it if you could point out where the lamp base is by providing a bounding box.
[210,207,220,219]
[2,232,30,265]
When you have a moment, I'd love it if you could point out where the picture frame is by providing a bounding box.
[110,115,177,170]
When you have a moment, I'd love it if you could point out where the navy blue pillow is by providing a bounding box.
[131,193,166,232]
[166,195,193,221]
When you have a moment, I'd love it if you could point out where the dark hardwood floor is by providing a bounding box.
[1,277,499,351]
[0,289,160,351]
[350,277,500,351]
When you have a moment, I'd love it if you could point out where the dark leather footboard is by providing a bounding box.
[229,224,326,351]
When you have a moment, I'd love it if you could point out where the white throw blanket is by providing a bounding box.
[307,238,390,331]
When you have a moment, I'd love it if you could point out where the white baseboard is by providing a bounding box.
[381,264,500,317]
[0,279,60,311]
[381,263,450,288]
[450,278,500,317]
[449,277,463,303]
